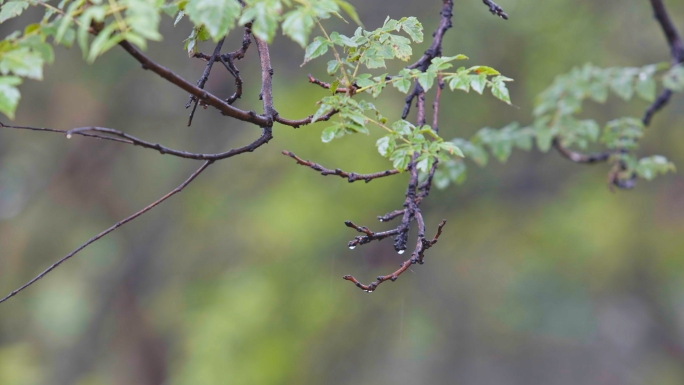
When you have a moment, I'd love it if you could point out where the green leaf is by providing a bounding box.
[329,31,357,47]
[635,75,656,102]
[376,136,392,157]
[609,72,634,100]
[333,0,361,26]
[0,75,21,119]
[447,72,470,92]
[122,0,164,42]
[0,47,44,79]
[490,78,511,104]
[282,8,314,48]
[470,73,487,94]
[184,0,241,40]
[321,125,338,143]
[636,155,676,180]
[326,59,340,75]
[399,16,422,43]
[417,70,436,91]
[302,36,330,65]
[393,70,412,93]
[391,119,413,135]
[0,0,28,23]
[239,0,282,42]
[663,66,684,92]
[439,142,464,157]
[468,65,500,76]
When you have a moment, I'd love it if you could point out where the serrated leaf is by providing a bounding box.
[391,119,413,135]
[282,8,314,48]
[635,76,656,102]
[439,142,464,157]
[400,16,422,43]
[0,0,28,23]
[0,47,44,79]
[321,125,338,142]
[326,59,340,75]
[636,155,676,180]
[491,81,511,104]
[0,75,21,119]
[302,36,330,65]
[184,0,241,40]
[470,73,487,94]
[376,136,392,157]
[393,74,411,94]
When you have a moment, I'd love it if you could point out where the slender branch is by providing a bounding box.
[482,0,509,20]
[552,138,612,164]
[282,150,399,182]
[0,124,273,160]
[274,109,338,128]
[308,74,356,94]
[186,38,225,126]
[0,161,213,304]
[642,0,684,126]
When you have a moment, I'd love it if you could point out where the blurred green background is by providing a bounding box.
[2,0,684,384]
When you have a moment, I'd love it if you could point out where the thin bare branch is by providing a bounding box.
[0,161,213,304]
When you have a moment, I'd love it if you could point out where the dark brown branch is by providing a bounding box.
[552,138,612,164]
[274,109,338,128]
[408,0,454,71]
[0,124,273,161]
[0,160,213,304]
[282,150,399,182]
[482,0,509,19]
[186,38,225,127]
[343,220,446,292]
[118,41,270,127]
[308,74,355,94]
[642,0,684,126]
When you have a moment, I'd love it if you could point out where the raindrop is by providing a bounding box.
[398,249,405,255]
[66,133,72,139]
[379,218,384,222]
[349,245,356,250]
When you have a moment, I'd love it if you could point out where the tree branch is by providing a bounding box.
[282,150,399,182]
[0,160,213,304]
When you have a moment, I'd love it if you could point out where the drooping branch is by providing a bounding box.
[0,160,213,304]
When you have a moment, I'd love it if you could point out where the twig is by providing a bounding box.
[482,0,509,20]
[186,38,225,126]
[0,161,213,304]
[282,151,399,182]
[342,220,446,292]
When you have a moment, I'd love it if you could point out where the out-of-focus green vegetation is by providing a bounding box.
[2,1,684,384]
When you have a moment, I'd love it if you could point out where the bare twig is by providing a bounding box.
[282,151,399,182]
[0,161,213,304]
[482,0,509,20]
